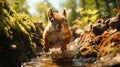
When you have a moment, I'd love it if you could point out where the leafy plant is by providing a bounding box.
[73,9,99,29]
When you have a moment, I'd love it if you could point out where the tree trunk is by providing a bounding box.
[95,0,99,10]
[82,0,85,10]
[105,0,111,16]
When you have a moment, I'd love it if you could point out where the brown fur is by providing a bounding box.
[42,8,72,52]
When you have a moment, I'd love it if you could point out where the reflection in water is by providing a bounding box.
[23,57,60,67]
[23,56,86,67]
[72,58,85,67]
[22,57,42,67]
[23,43,86,67]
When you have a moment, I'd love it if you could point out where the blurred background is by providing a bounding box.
[1,0,120,66]
[7,0,119,28]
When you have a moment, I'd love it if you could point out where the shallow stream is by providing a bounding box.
[22,57,86,67]
[22,47,87,67]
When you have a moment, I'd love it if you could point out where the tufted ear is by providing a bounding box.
[47,8,53,19]
[62,8,67,17]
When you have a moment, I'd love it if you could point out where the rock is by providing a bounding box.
[90,52,120,67]
[108,13,120,30]
[91,23,108,36]
[99,32,120,57]
[74,14,120,65]
[33,22,44,53]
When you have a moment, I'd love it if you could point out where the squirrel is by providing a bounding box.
[42,8,72,52]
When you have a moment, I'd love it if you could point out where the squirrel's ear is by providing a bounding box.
[47,8,53,18]
[62,8,67,17]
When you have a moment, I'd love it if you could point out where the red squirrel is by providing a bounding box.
[42,8,72,52]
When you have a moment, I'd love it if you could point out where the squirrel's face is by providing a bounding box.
[47,8,67,32]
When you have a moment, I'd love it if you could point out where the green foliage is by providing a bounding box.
[67,10,79,26]
[0,1,36,49]
[37,2,48,24]
[79,0,117,16]
[60,0,78,25]
[59,0,118,27]
[73,9,99,29]
[6,0,29,14]
[61,0,77,9]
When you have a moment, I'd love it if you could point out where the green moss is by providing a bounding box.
[0,1,36,50]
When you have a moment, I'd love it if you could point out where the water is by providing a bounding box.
[23,57,86,67]
[22,48,86,67]
[23,40,90,67]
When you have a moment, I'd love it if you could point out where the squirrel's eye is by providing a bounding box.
[50,17,54,22]
[65,19,67,22]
